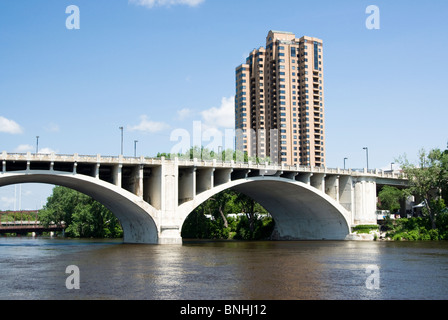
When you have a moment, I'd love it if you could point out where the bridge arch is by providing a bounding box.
[0,170,159,244]
[178,177,351,240]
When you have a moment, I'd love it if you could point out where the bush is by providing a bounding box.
[352,225,378,234]
[387,216,445,241]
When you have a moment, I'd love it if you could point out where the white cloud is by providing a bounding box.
[128,115,170,133]
[0,116,23,134]
[176,108,193,120]
[44,122,60,133]
[38,147,58,155]
[14,144,34,153]
[14,144,57,154]
[129,0,205,9]
[0,196,15,208]
[200,96,235,130]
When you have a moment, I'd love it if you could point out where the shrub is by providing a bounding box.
[352,225,378,234]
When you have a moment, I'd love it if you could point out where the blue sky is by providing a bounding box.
[0,0,447,210]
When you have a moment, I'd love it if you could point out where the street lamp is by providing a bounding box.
[344,157,348,170]
[36,136,39,154]
[363,147,369,171]
[119,127,124,156]
[134,140,138,157]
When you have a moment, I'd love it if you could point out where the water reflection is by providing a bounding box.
[0,238,447,300]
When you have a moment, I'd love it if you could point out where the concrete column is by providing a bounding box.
[158,159,182,244]
[113,164,122,188]
[353,177,377,225]
[297,172,313,185]
[134,165,144,199]
[338,175,353,215]
[124,165,140,196]
[2,161,6,173]
[282,172,298,180]
[311,173,326,193]
[145,166,161,210]
[214,168,233,187]
[196,168,214,194]
[325,175,339,202]
[73,162,77,174]
[94,163,100,179]
[178,167,196,203]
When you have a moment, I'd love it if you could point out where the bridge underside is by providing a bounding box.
[231,180,351,240]
[0,171,159,244]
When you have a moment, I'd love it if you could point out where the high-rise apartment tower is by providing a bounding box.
[235,30,325,167]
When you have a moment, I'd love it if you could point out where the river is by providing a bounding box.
[0,237,447,300]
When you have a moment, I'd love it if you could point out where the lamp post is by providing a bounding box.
[36,136,39,154]
[134,140,138,157]
[363,147,369,171]
[119,127,124,156]
[344,157,348,170]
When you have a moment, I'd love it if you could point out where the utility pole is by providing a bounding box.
[363,147,369,171]
[119,127,124,156]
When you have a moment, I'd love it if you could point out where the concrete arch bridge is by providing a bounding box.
[0,152,407,244]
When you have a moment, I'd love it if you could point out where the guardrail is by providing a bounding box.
[1,151,406,179]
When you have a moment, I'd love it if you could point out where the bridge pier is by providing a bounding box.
[311,173,326,193]
[297,172,312,185]
[157,160,182,244]
[158,226,182,244]
[325,175,340,202]
[196,167,214,194]
[353,177,377,225]
[179,167,196,204]
[113,164,122,188]
[338,175,354,214]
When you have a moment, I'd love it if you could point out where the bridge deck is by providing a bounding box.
[1,151,406,180]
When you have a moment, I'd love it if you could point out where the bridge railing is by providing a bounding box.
[1,151,163,165]
[1,151,406,179]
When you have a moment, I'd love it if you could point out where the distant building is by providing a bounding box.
[235,30,325,167]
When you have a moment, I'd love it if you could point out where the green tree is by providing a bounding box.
[398,148,448,229]
[181,189,274,240]
[234,192,271,239]
[378,186,404,214]
[40,186,122,238]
